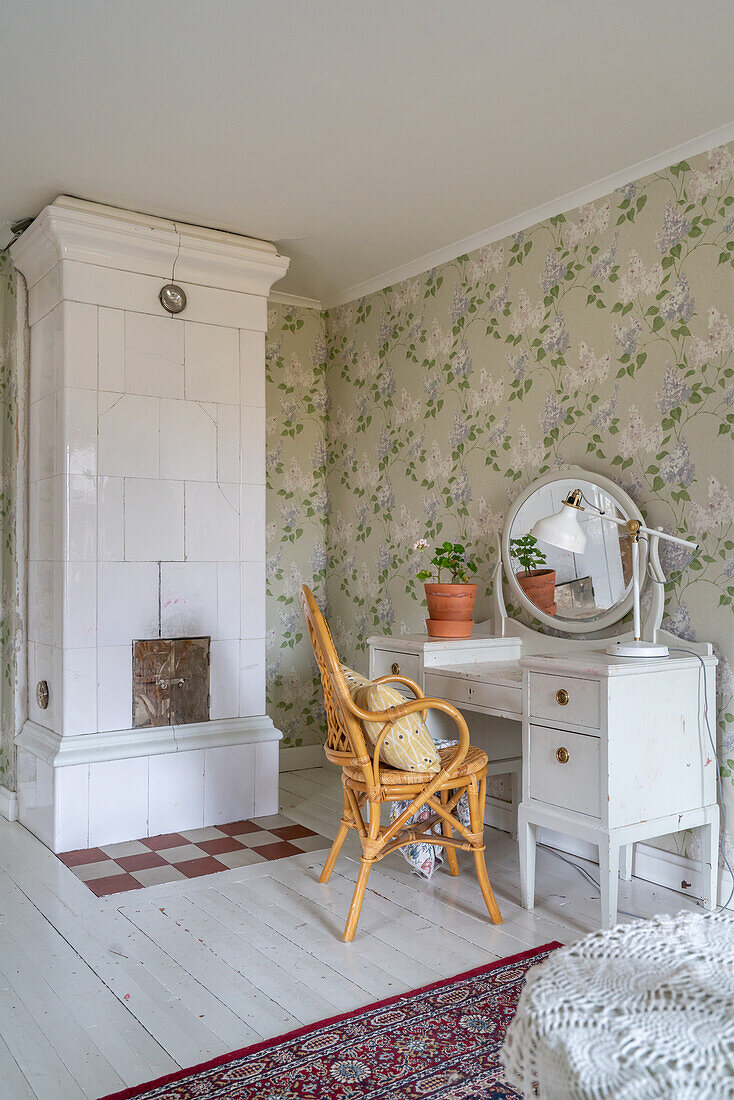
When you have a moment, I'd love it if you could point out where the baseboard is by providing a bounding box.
[0,785,19,822]
[633,841,733,911]
[484,797,515,835]
[538,826,733,911]
[279,744,324,772]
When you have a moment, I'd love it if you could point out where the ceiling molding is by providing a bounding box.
[322,122,734,310]
[269,290,322,310]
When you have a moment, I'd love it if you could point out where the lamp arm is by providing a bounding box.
[573,490,698,550]
[595,511,698,551]
[638,525,698,551]
[592,514,697,643]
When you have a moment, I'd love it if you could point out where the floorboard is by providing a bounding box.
[0,1034,36,1100]
[0,978,87,1100]
[0,867,177,1085]
[0,763,706,1099]
[187,884,383,1009]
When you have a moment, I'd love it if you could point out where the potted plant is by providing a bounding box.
[414,539,478,638]
[509,535,557,615]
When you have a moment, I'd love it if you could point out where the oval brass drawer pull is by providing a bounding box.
[555,688,569,706]
[556,746,570,764]
[390,662,400,676]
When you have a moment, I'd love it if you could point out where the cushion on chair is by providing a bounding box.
[343,672,440,774]
[340,664,372,692]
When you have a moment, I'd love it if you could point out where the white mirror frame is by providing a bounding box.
[500,466,646,635]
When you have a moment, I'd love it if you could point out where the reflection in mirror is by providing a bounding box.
[509,480,634,623]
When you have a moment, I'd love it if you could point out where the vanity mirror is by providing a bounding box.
[501,468,646,634]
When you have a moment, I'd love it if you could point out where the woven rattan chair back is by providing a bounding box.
[300,585,371,775]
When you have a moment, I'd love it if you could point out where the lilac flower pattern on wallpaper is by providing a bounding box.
[264,305,329,750]
[320,144,734,859]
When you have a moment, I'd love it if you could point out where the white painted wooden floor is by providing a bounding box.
[0,765,705,1099]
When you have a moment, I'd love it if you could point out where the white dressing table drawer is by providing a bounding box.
[528,724,600,819]
[424,672,521,717]
[528,672,601,730]
[371,649,420,686]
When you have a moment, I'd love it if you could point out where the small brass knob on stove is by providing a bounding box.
[391,662,400,675]
[556,746,570,765]
[555,687,569,706]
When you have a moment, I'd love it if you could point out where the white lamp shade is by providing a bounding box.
[531,502,587,554]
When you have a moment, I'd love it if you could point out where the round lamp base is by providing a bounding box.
[606,640,670,659]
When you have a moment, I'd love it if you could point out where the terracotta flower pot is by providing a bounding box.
[516,568,556,615]
[424,583,477,638]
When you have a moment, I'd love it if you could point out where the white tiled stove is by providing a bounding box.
[12,197,289,852]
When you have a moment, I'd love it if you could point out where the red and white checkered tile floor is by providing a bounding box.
[58,814,331,897]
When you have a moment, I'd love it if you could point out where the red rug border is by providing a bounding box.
[101,939,562,1100]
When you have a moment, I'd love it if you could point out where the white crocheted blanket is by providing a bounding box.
[501,910,734,1099]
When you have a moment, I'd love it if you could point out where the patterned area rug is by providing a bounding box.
[103,942,560,1099]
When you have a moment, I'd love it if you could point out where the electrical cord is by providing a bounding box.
[537,842,648,921]
[170,220,182,284]
[577,487,615,518]
[668,647,734,912]
[1,217,33,254]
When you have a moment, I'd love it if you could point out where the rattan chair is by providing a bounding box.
[301,584,502,942]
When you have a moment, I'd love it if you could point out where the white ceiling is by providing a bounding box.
[1,1,733,305]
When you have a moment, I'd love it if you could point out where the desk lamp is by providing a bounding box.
[531,488,698,658]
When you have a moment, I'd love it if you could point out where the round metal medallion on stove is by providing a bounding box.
[159,283,187,314]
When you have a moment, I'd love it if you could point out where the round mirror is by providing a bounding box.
[501,468,646,634]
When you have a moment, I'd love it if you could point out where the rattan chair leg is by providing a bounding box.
[440,788,460,877]
[343,858,373,942]
[468,775,502,925]
[319,820,350,884]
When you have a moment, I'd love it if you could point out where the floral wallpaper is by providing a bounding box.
[319,143,734,860]
[265,304,329,750]
[0,255,20,791]
[264,140,734,862]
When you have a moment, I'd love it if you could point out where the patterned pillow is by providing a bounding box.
[340,664,372,692]
[341,666,439,774]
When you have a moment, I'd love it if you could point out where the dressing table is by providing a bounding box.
[369,468,719,927]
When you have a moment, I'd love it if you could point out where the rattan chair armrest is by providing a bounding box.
[371,675,427,721]
[372,674,425,699]
[345,694,471,775]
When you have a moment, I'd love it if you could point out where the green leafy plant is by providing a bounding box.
[413,539,478,584]
[509,535,547,577]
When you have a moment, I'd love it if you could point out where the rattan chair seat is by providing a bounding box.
[343,744,489,787]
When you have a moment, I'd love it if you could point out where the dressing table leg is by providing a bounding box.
[619,843,633,882]
[510,768,520,840]
[599,842,620,928]
[700,806,720,911]
[519,813,536,910]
